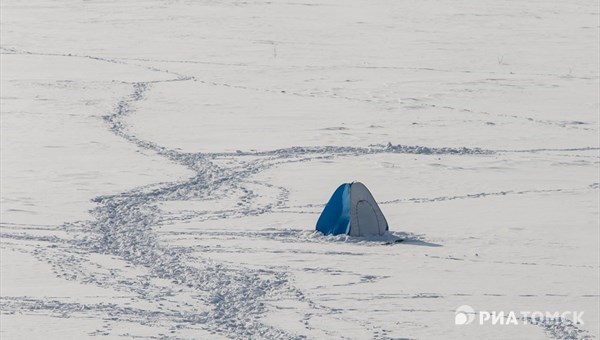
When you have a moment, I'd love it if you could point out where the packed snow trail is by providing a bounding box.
[78,81,303,338]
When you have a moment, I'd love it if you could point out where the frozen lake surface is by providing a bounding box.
[1,0,599,339]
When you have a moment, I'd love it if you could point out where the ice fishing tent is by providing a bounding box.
[316,182,388,236]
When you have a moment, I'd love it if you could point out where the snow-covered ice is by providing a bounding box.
[1,0,598,339]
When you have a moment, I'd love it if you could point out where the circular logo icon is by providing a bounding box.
[455,305,476,325]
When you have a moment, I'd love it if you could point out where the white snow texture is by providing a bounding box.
[1,0,598,339]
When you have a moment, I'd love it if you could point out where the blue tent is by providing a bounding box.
[316,182,389,236]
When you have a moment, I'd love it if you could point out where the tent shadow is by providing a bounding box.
[382,231,442,247]
[394,238,442,247]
